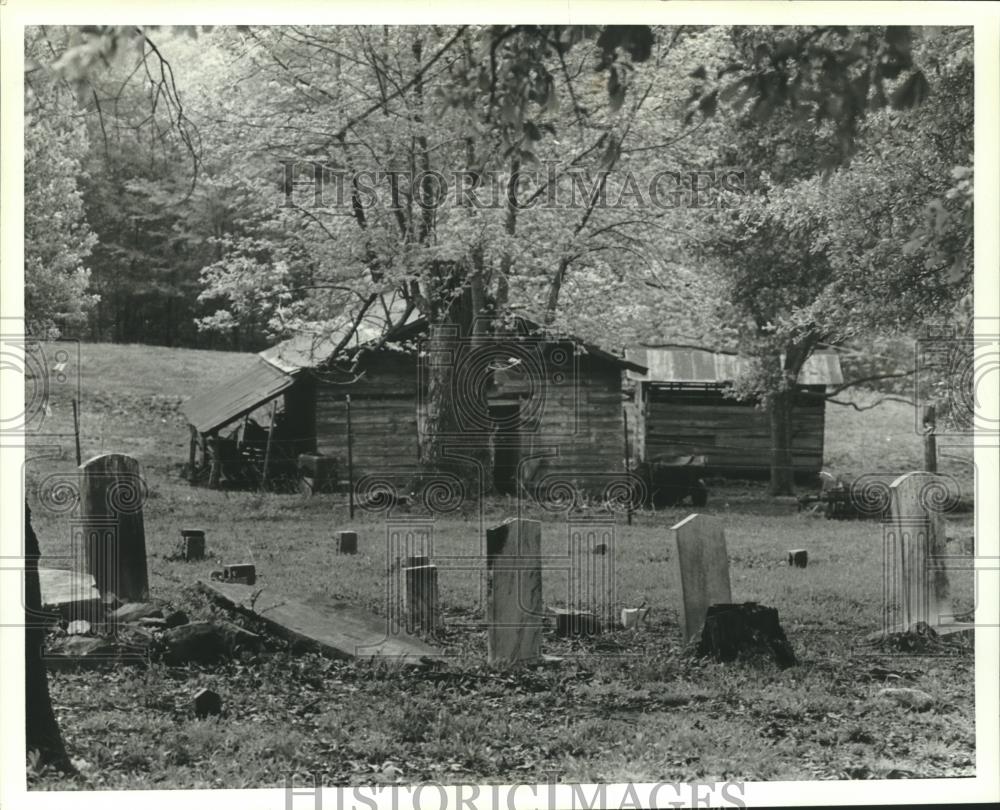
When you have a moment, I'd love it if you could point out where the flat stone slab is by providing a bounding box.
[198,580,441,666]
[38,567,104,620]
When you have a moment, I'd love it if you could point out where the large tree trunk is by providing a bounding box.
[24,503,74,773]
[768,387,796,496]
[422,282,493,497]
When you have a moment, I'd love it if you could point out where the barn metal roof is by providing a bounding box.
[624,346,843,386]
[183,356,296,434]
[508,314,648,373]
[261,296,416,373]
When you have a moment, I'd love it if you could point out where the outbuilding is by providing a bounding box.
[183,316,645,497]
[624,345,844,481]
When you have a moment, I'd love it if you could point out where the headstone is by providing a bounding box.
[486,518,543,664]
[336,530,358,554]
[79,453,149,603]
[788,549,808,568]
[885,471,951,631]
[670,513,732,642]
[403,564,440,636]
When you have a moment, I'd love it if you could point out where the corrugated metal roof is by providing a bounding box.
[261,296,416,373]
[625,346,843,386]
[183,357,296,434]
[509,314,647,372]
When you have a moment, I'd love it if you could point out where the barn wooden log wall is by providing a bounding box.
[495,348,629,490]
[314,350,420,478]
[308,344,631,492]
[640,384,826,478]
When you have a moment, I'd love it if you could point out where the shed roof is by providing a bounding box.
[625,346,843,386]
[183,356,295,434]
[261,296,416,373]
[507,314,647,373]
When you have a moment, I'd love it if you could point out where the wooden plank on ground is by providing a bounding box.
[197,580,440,665]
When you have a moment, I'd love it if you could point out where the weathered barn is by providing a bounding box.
[624,346,843,480]
[183,316,645,495]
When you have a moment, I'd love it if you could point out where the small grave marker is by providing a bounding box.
[193,688,222,718]
[486,518,543,664]
[336,530,358,554]
[788,549,808,568]
[180,530,206,561]
[620,607,650,629]
[79,453,149,603]
[670,513,732,642]
[211,564,256,585]
[552,608,600,637]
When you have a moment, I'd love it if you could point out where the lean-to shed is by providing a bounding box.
[624,346,843,480]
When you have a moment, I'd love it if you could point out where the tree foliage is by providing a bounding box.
[22,24,976,490]
[24,32,99,338]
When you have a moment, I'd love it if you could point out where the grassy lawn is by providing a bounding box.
[23,342,976,788]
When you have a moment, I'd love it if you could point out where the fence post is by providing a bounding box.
[346,394,354,519]
[922,404,937,474]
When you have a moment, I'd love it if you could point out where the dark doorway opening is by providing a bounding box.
[490,403,520,495]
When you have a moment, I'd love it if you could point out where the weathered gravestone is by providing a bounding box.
[78,453,149,603]
[670,513,733,642]
[486,518,543,664]
[404,563,440,636]
[884,471,952,632]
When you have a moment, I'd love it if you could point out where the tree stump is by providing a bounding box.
[696,602,797,669]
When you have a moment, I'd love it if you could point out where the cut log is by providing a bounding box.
[696,602,797,669]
